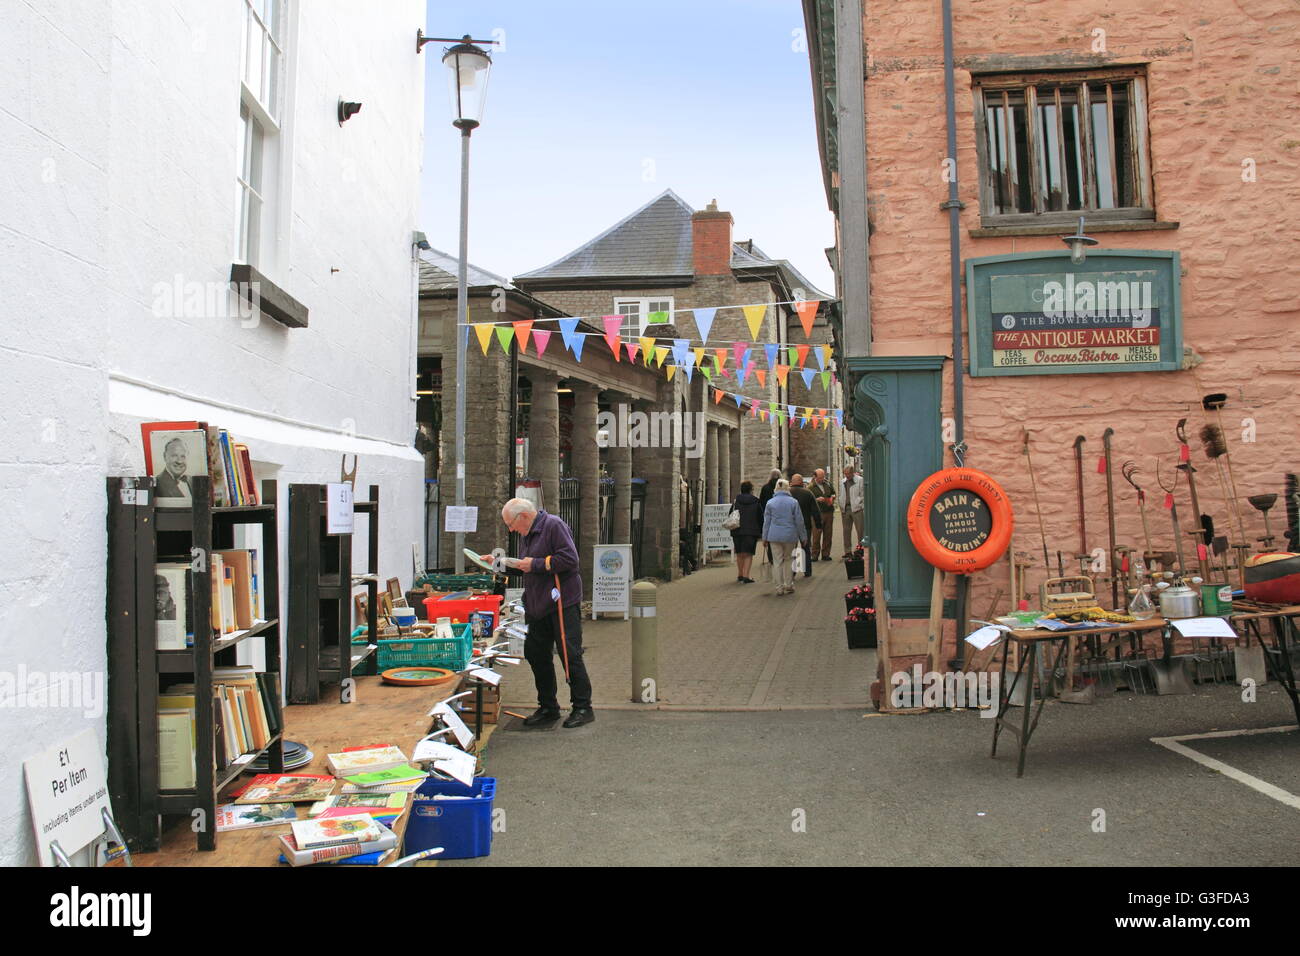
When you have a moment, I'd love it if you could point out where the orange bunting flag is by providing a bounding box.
[795,300,819,338]
[742,304,767,340]
[714,387,724,405]
[602,316,623,360]
[795,344,810,368]
[512,320,533,354]
[755,368,767,387]
[473,323,494,356]
[774,364,791,387]
[714,348,728,370]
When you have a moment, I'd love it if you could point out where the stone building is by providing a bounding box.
[803,0,1300,617]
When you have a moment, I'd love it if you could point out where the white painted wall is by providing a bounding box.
[0,0,425,866]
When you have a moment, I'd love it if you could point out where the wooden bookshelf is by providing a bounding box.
[107,475,285,853]
[286,483,380,704]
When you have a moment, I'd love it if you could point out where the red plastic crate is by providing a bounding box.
[422,593,503,625]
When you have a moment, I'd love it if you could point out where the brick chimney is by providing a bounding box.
[692,199,733,276]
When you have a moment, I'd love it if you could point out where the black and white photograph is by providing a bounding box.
[154,564,190,651]
[148,429,208,508]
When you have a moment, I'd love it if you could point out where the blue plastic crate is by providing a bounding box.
[403,776,496,860]
[376,623,472,671]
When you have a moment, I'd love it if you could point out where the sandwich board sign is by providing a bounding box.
[592,545,632,620]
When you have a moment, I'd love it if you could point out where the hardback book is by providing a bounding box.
[235,774,337,805]
[277,823,396,867]
[204,424,228,507]
[157,708,196,790]
[249,548,261,620]
[219,430,240,505]
[221,565,236,635]
[339,780,426,795]
[290,812,382,850]
[216,803,298,831]
[309,792,408,817]
[154,563,191,650]
[209,553,226,634]
[340,764,427,789]
[214,550,255,630]
[147,426,210,508]
[235,443,258,505]
[214,666,271,746]
[326,746,408,777]
[140,420,201,474]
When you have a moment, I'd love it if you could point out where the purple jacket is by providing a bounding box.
[518,510,583,621]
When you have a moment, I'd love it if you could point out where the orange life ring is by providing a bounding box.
[906,468,1014,574]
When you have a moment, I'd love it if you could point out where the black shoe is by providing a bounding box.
[523,707,561,727]
[562,707,595,728]
[741,577,755,584]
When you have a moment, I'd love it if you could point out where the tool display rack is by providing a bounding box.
[106,475,285,852]
[286,483,380,703]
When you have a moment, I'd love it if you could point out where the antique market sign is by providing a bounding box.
[966,251,1181,377]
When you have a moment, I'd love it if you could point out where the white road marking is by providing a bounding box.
[1150,725,1300,810]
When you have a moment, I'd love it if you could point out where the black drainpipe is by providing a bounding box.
[942,0,971,664]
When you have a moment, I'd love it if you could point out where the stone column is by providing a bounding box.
[610,394,633,544]
[719,425,732,503]
[571,382,600,592]
[730,426,744,493]
[631,396,673,578]
[528,368,560,513]
[705,422,719,505]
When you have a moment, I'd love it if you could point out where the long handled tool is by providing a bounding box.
[1101,428,1119,610]
[1200,422,1246,589]
[1156,459,1188,574]
[1175,420,1212,581]
[1202,394,1249,543]
[1021,429,1051,577]
[1072,435,1089,558]
[1121,461,1155,566]
[553,573,571,684]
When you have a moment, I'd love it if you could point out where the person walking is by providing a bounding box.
[762,479,807,596]
[500,498,595,728]
[840,465,865,555]
[808,468,836,561]
[789,474,822,579]
[727,480,763,583]
[757,468,781,566]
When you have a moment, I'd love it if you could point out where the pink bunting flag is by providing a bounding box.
[625,341,641,363]
[602,316,623,361]
[532,329,552,355]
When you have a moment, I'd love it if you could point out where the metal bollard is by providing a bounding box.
[630,580,658,703]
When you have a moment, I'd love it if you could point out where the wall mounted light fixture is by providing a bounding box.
[1062,216,1099,264]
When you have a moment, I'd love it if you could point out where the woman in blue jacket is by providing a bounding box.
[762,479,807,595]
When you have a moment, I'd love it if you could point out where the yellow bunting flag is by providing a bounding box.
[495,325,515,354]
[775,364,791,387]
[639,336,656,364]
[474,323,494,356]
[795,300,819,338]
[655,346,670,367]
[820,344,832,368]
[666,364,677,382]
[742,304,767,340]
[512,320,533,354]
[692,347,706,368]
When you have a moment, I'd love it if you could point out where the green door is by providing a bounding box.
[846,356,945,618]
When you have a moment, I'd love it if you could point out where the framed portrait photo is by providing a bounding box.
[149,428,209,508]
[155,563,191,650]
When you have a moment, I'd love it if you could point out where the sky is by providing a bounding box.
[420,0,836,294]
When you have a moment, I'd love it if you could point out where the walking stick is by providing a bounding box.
[553,572,571,683]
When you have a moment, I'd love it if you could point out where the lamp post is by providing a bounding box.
[440,36,492,573]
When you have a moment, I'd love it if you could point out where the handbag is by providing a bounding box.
[721,501,741,532]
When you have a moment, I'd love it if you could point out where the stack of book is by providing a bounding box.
[153,548,264,649]
[325,744,409,777]
[158,668,281,781]
[278,813,399,867]
[140,421,259,509]
[338,763,428,794]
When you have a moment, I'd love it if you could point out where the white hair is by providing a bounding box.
[502,498,538,521]
[775,478,791,492]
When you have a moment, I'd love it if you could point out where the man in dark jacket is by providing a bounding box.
[789,474,822,578]
[758,468,781,514]
[501,498,594,728]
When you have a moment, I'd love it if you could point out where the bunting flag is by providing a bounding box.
[819,344,832,370]
[732,341,747,369]
[759,409,768,422]
[750,401,759,418]
[647,309,670,325]
[714,387,724,404]
[532,328,552,356]
[743,347,753,370]
[812,344,826,371]
[733,393,743,407]
[787,404,796,419]
[569,333,585,362]
[692,347,707,368]
[800,368,816,390]
[795,300,819,338]
[775,364,791,387]
[666,364,677,382]
[692,307,717,343]
[639,336,656,364]
[795,344,810,368]
[655,345,670,367]
[763,343,780,369]
[683,364,694,383]
[742,304,767,340]
[495,325,515,354]
[820,370,831,391]
[682,348,697,370]
[800,417,808,428]
[714,348,729,370]
[474,323,494,355]
[671,338,690,366]
[834,409,843,427]
[602,316,623,360]
[701,365,714,381]
[788,346,798,367]
[625,341,640,363]
[512,320,533,354]
[755,368,768,387]
[558,317,580,352]
[737,360,751,387]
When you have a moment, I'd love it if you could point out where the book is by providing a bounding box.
[140,420,201,475]
[158,709,196,789]
[209,553,225,634]
[340,764,428,789]
[216,804,298,831]
[214,666,272,747]
[235,774,337,805]
[221,565,236,635]
[236,443,258,505]
[339,781,426,795]
[309,793,408,817]
[214,550,255,630]
[154,563,192,650]
[277,824,397,867]
[249,548,261,620]
[148,427,209,508]
[204,424,228,507]
[290,813,383,849]
[326,745,408,777]
[219,430,240,505]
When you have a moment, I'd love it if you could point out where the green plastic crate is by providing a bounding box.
[377,623,472,671]
[416,572,494,592]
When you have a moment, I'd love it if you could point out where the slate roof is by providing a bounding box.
[513,189,830,300]
[418,247,511,293]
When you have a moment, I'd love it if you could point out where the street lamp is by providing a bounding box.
[439,36,493,573]
[1062,215,1098,265]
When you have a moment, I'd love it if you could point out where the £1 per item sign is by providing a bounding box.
[24,728,114,866]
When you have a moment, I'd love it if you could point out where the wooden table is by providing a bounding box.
[991,606,1300,777]
[134,676,462,866]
